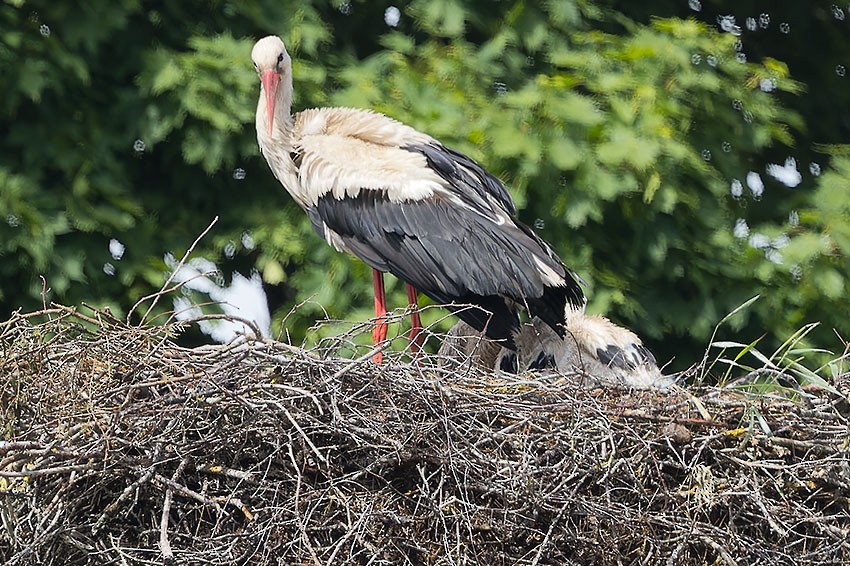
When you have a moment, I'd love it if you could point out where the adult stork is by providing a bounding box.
[251,36,585,362]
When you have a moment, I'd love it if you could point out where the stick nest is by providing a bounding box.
[2,307,849,565]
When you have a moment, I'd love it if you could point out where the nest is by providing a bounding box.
[2,307,849,565]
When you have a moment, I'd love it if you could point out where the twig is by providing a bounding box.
[760,435,838,456]
[618,409,717,427]
[172,312,265,341]
[159,457,190,562]
[750,470,789,537]
[529,500,570,566]
[93,447,160,534]
[154,473,222,514]
[39,275,49,312]
[51,303,105,328]
[287,441,323,566]
[198,463,258,484]
[129,216,218,325]
[330,341,392,381]
[700,535,739,566]
[282,406,328,467]
[0,463,95,478]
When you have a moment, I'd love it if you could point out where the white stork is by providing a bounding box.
[251,36,585,362]
[439,307,673,390]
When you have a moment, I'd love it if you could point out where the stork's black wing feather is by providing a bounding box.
[403,142,586,325]
[309,190,584,343]
[403,143,516,215]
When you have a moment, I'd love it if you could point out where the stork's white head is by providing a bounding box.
[251,36,291,136]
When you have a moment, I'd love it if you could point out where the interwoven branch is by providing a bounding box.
[1,307,848,565]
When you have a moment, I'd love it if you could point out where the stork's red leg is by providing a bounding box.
[406,283,424,359]
[372,269,388,364]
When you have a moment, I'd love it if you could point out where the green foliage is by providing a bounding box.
[0,0,329,319]
[697,295,844,395]
[1,1,848,372]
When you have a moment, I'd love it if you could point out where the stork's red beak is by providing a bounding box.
[260,70,280,136]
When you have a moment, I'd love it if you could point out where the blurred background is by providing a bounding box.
[1,0,848,373]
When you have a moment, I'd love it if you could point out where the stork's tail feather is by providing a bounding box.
[526,279,585,339]
[426,292,519,350]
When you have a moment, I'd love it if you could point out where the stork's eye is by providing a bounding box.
[277,53,284,64]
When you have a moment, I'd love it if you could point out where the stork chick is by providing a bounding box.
[440,309,673,390]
